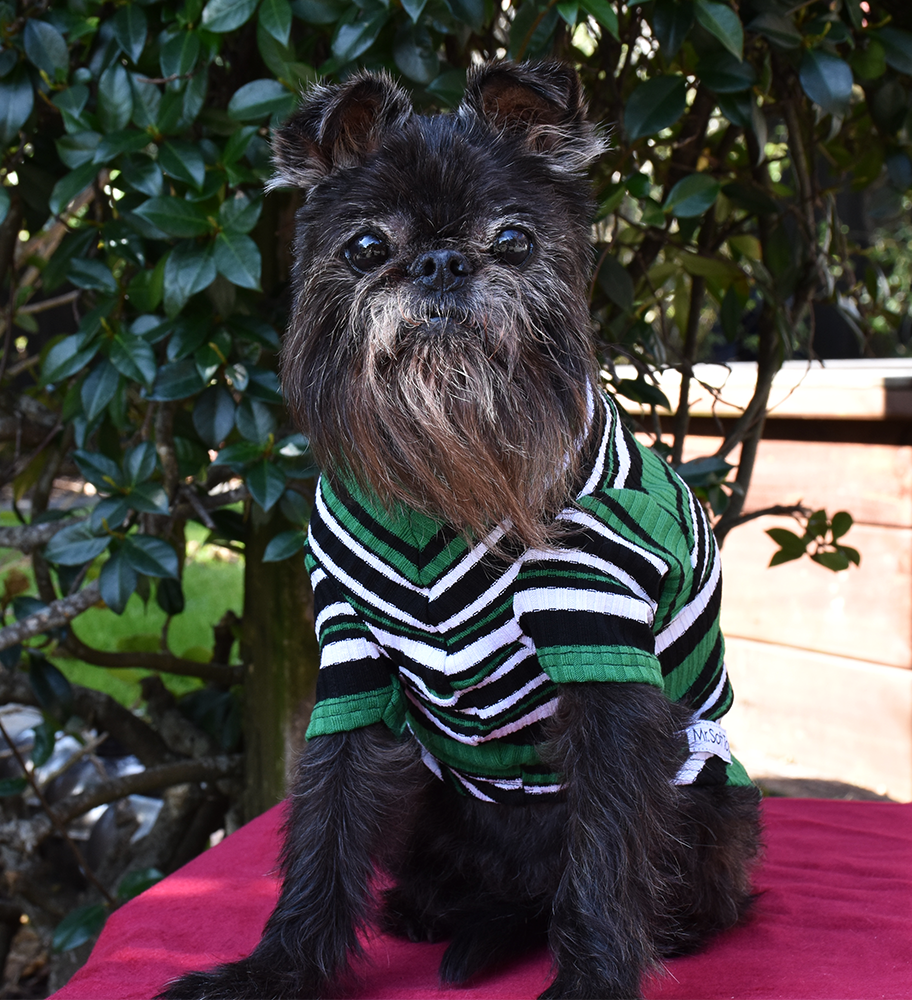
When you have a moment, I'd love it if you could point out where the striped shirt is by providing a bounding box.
[304,392,751,803]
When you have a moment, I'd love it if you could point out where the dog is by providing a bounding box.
[160,60,761,1000]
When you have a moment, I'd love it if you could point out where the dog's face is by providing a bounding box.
[273,62,605,547]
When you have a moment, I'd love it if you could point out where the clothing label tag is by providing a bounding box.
[685,718,731,763]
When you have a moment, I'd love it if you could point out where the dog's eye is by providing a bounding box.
[344,233,390,274]
[491,229,533,267]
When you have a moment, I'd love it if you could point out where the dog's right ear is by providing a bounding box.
[269,72,412,192]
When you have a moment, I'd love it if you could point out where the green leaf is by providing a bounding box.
[30,656,74,719]
[746,11,801,50]
[91,495,131,533]
[811,549,850,572]
[291,0,346,25]
[125,442,159,484]
[677,250,742,280]
[159,140,206,190]
[202,0,259,33]
[193,386,237,447]
[122,535,179,578]
[721,181,778,216]
[394,24,439,85]
[213,440,266,470]
[614,377,671,411]
[53,905,108,954]
[227,78,296,121]
[332,10,389,63]
[219,191,262,234]
[126,483,171,515]
[235,397,277,443]
[48,161,98,215]
[651,0,693,59]
[44,522,113,566]
[839,545,861,566]
[851,39,886,82]
[130,73,162,129]
[579,0,619,40]
[675,455,733,487]
[74,450,124,491]
[24,20,69,77]
[246,459,287,511]
[163,243,217,317]
[595,256,634,312]
[52,83,89,133]
[68,258,117,295]
[0,777,28,797]
[81,360,121,421]
[830,510,853,541]
[150,357,207,400]
[799,49,853,116]
[31,720,56,768]
[113,6,148,64]
[766,527,806,551]
[157,576,185,614]
[57,131,102,169]
[98,64,134,132]
[624,75,686,141]
[119,156,162,197]
[263,529,306,562]
[663,173,721,217]
[133,197,213,238]
[693,0,743,61]
[0,188,8,227]
[118,868,165,902]
[99,548,138,614]
[109,333,158,388]
[695,51,755,93]
[41,333,100,385]
[213,231,261,288]
[769,547,804,567]
[260,0,293,44]
[159,30,201,81]
[401,0,428,22]
[872,27,912,76]
[442,0,484,30]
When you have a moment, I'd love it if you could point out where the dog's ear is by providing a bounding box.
[461,61,606,170]
[270,72,412,191]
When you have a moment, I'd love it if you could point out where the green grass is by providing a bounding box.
[0,516,244,709]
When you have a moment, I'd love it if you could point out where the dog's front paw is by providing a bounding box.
[379,886,446,943]
[155,959,325,1000]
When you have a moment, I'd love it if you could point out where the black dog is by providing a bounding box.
[161,61,761,1000]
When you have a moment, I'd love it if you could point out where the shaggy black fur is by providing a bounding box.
[160,685,760,1000]
[158,61,762,1000]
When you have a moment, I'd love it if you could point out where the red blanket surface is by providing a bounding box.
[52,798,912,1000]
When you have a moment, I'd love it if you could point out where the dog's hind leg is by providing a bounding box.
[157,725,421,1000]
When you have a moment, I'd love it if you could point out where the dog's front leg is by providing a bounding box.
[159,724,416,1000]
[540,682,686,1000]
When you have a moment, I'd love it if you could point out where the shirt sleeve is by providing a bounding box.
[304,546,405,739]
[514,549,664,689]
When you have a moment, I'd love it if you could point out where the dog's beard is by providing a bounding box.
[292,277,596,550]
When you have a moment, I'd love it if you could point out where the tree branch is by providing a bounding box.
[64,633,244,685]
[0,515,85,555]
[0,581,102,650]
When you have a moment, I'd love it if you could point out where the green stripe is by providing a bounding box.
[539,646,663,686]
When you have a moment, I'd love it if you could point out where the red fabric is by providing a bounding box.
[52,798,912,1000]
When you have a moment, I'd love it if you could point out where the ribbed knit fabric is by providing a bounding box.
[305,393,750,803]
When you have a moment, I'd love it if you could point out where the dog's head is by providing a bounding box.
[273,61,605,548]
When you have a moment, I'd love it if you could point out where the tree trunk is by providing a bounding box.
[241,504,319,820]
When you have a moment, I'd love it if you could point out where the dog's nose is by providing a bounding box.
[411,249,471,292]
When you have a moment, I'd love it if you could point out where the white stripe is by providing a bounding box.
[693,661,729,718]
[308,528,429,630]
[578,395,612,496]
[319,637,383,667]
[314,601,354,636]
[514,586,654,626]
[524,546,657,609]
[434,557,524,632]
[555,507,670,577]
[373,621,531,691]
[427,525,506,601]
[611,403,632,489]
[405,689,559,745]
[653,546,721,654]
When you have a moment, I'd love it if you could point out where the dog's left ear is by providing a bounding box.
[461,61,606,170]
[270,72,413,191]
